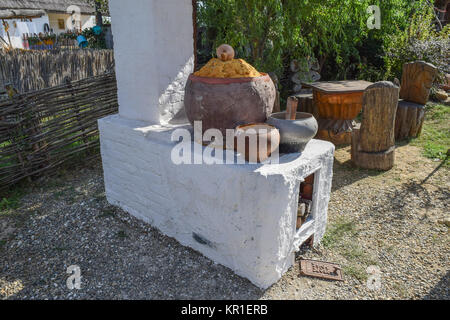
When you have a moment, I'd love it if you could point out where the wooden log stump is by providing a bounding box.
[317,130,352,145]
[352,130,395,171]
[395,100,425,141]
[351,81,399,171]
[400,61,438,105]
[293,93,319,119]
[316,118,354,145]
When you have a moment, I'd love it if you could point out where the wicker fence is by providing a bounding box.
[0,72,118,189]
[0,49,115,93]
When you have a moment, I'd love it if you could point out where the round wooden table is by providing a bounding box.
[307,80,373,145]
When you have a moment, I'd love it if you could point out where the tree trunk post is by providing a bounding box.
[95,1,103,27]
[294,93,318,119]
[352,81,399,171]
[399,61,437,105]
[395,61,437,141]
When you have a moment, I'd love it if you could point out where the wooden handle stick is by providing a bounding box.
[286,96,299,120]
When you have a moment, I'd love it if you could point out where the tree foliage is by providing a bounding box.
[383,1,450,81]
[197,0,442,84]
[87,0,110,15]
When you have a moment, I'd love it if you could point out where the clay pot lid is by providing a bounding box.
[216,44,235,61]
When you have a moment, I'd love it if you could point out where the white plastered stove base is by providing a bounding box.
[99,114,335,289]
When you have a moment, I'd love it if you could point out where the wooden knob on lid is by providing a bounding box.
[216,44,235,61]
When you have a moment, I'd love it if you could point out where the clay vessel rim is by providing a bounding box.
[270,112,315,121]
[189,73,270,84]
[234,122,279,137]
[235,123,279,134]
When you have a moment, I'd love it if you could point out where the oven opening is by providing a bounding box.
[297,173,315,230]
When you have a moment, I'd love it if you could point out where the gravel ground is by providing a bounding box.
[0,143,448,300]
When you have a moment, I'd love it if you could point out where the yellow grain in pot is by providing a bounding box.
[194,58,262,78]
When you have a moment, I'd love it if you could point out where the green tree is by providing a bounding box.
[88,0,109,14]
[88,0,110,25]
[197,0,437,83]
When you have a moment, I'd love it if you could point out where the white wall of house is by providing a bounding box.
[47,13,95,34]
[0,16,50,49]
[0,13,96,49]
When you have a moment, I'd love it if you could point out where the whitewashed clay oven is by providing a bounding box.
[99,0,335,289]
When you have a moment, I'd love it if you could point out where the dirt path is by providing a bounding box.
[0,143,448,300]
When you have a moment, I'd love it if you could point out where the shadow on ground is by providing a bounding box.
[0,165,265,300]
[331,145,384,192]
[423,271,450,300]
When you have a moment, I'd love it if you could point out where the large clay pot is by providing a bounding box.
[267,112,318,153]
[184,74,276,135]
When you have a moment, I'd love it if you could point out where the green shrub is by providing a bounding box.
[81,27,106,49]
[384,2,450,81]
[0,189,23,212]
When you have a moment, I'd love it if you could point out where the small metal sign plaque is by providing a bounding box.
[299,259,344,281]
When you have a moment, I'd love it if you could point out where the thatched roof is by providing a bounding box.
[0,9,46,19]
[0,0,95,15]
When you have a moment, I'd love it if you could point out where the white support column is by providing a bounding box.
[109,0,194,125]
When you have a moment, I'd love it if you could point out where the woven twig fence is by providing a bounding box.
[0,49,115,93]
[0,72,118,189]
